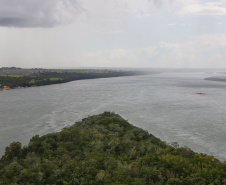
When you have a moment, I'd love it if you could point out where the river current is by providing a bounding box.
[1,72,226,160]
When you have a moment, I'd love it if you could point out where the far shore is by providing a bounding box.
[0,68,156,91]
[204,76,226,82]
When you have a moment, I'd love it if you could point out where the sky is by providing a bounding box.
[1,0,226,68]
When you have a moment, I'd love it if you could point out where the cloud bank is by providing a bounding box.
[0,0,82,27]
[1,0,226,68]
[0,0,172,28]
[179,2,226,16]
[82,34,226,68]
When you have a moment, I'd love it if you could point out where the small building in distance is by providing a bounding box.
[3,86,11,90]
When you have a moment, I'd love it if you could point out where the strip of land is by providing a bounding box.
[204,76,226,82]
[0,67,154,91]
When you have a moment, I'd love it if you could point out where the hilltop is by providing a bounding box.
[1,112,226,184]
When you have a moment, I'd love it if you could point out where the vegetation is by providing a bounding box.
[0,68,152,89]
[1,112,226,184]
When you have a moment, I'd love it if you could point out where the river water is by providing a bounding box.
[1,71,226,160]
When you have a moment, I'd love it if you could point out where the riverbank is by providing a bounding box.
[0,68,155,91]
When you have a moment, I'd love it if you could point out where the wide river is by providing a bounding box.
[1,72,226,160]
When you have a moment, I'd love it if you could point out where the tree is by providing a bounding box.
[4,142,22,160]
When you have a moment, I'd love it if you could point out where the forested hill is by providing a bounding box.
[1,112,226,184]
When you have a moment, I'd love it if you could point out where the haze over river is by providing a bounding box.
[1,71,226,160]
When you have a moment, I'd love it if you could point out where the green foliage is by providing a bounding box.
[0,69,150,89]
[1,112,226,184]
[2,142,22,160]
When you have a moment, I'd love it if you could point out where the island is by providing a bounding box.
[1,112,226,184]
[204,76,226,82]
[0,67,154,91]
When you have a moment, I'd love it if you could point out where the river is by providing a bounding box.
[1,71,226,160]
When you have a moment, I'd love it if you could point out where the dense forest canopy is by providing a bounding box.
[1,112,226,184]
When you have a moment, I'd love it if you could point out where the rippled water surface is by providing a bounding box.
[1,72,226,160]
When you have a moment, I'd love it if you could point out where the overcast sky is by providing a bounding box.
[1,0,226,68]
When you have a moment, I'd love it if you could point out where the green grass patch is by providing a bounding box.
[49,77,63,81]
[29,79,36,84]
[0,75,23,77]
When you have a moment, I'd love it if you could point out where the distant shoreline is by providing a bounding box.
[0,68,156,91]
[204,76,226,82]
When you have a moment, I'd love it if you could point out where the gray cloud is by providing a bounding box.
[149,0,174,7]
[0,0,176,28]
[151,0,162,7]
[0,0,82,27]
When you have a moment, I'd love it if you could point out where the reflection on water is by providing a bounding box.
[1,72,226,160]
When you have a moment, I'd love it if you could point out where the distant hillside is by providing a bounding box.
[1,112,226,184]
